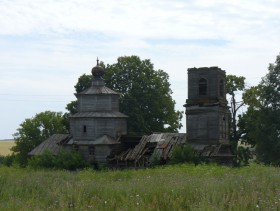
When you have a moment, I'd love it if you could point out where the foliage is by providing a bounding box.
[169,144,197,164]
[66,55,183,135]
[236,146,253,166]
[12,111,68,167]
[28,149,89,170]
[0,154,16,167]
[54,150,89,170]
[0,164,280,210]
[28,150,55,169]
[66,74,92,116]
[226,75,246,150]
[240,53,280,165]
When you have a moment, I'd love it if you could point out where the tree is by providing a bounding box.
[105,56,183,134]
[226,75,246,148]
[12,111,68,167]
[240,53,280,165]
[66,55,183,135]
[66,74,93,115]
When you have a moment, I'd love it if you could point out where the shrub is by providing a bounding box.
[169,143,197,164]
[235,146,253,166]
[28,149,89,170]
[0,155,4,165]
[0,154,16,167]
[28,150,55,169]
[54,150,89,170]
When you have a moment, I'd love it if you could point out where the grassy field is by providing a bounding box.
[0,164,279,210]
[0,140,15,156]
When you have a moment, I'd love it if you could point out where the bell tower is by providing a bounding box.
[184,67,230,145]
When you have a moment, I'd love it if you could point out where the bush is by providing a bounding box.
[235,146,253,166]
[54,150,89,170]
[28,150,55,169]
[28,150,89,170]
[0,154,16,167]
[0,155,4,165]
[169,144,198,164]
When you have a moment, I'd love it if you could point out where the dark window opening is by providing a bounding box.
[83,125,87,133]
[73,145,79,151]
[89,146,95,155]
[222,115,226,138]
[199,78,207,95]
[220,80,224,97]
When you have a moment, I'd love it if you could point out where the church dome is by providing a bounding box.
[91,58,105,78]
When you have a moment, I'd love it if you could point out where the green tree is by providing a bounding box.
[66,55,183,135]
[12,111,68,167]
[240,53,280,165]
[226,75,246,148]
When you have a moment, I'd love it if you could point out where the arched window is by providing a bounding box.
[219,79,224,97]
[199,78,207,95]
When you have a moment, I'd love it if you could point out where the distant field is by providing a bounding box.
[0,140,15,156]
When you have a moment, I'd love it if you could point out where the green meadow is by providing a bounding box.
[0,140,15,156]
[0,164,279,210]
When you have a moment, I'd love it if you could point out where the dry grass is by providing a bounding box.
[0,140,15,156]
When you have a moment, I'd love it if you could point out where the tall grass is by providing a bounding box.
[0,164,279,210]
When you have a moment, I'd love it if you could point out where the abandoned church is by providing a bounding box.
[29,61,234,166]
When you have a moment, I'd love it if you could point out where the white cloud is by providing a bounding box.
[0,0,280,138]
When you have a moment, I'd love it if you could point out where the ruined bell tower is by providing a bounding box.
[184,67,233,161]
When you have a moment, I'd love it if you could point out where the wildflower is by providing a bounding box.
[256,204,259,208]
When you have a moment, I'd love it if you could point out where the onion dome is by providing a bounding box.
[91,58,105,78]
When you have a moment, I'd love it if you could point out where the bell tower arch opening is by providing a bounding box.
[199,78,207,96]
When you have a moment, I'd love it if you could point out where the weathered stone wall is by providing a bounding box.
[187,67,227,105]
[186,106,230,144]
[185,67,230,145]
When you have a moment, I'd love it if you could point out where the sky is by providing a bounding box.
[1,0,280,139]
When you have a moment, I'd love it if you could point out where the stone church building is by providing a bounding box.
[29,62,233,165]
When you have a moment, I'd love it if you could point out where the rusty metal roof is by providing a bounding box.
[70,111,128,118]
[28,134,71,156]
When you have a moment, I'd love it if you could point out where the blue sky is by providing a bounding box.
[1,0,280,139]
